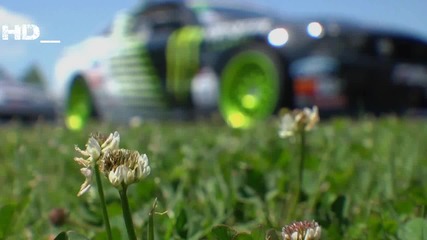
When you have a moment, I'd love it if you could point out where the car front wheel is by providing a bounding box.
[219,46,283,128]
[65,77,96,130]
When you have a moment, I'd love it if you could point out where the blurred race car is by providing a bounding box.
[53,0,321,130]
[53,0,427,130]
[289,19,427,115]
[0,74,56,121]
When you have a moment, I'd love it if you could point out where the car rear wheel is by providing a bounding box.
[219,46,283,128]
[65,78,95,130]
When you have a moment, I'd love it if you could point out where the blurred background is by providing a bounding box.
[1,0,426,84]
[1,0,427,125]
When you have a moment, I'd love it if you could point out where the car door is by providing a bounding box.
[389,36,427,108]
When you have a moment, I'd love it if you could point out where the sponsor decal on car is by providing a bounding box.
[167,26,204,102]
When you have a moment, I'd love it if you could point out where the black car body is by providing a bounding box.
[289,19,427,115]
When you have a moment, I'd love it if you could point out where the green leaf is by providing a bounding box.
[250,225,266,240]
[210,225,237,240]
[398,218,427,240]
[246,168,267,198]
[54,231,90,240]
[54,231,68,240]
[233,232,252,240]
[175,207,188,238]
[265,229,280,240]
[93,228,121,240]
[0,204,17,239]
[78,202,103,226]
[331,195,346,221]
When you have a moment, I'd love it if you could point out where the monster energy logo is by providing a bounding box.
[166,26,203,103]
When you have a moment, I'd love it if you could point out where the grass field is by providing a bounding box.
[1,116,427,239]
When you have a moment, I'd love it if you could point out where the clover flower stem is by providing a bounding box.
[148,198,157,240]
[119,185,137,240]
[298,129,306,202]
[285,130,307,222]
[94,165,113,240]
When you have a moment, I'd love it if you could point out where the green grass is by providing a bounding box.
[1,116,427,239]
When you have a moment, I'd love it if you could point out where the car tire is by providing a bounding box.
[218,45,284,128]
[65,77,96,130]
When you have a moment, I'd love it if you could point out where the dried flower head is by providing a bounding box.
[74,131,120,196]
[282,220,321,240]
[101,149,151,189]
[278,106,319,138]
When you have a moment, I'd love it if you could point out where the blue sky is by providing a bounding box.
[1,0,427,83]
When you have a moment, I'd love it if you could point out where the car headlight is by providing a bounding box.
[268,28,289,47]
[307,22,324,38]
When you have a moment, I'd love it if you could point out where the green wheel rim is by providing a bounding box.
[65,79,92,130]
[219,50,280,128]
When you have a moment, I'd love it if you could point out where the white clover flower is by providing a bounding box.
[75,137,101,163]
[100,131,120,154]
[74,137,102,196]
[102,149,151,189]
[278,114,297,138]
[278,106,319,138]
[108,165,126,187]
[282,220,321,240]
[302,106,319,131]
[74,131,121,196]
[77,167,93,197]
